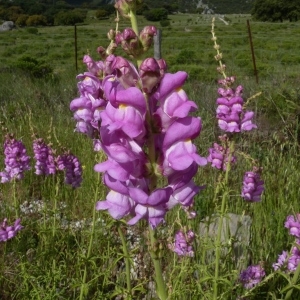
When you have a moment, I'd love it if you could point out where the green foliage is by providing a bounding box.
[13,56,53,78]
[252,0,300,22]
[95,9,109,19]
[160,19,171,27]
[54,9,86,25]
[143,8,168,22]
[15,14,29,27]
[26,27,39,34]
[26,15,47,26]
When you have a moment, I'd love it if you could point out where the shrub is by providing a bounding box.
[15,14,29,27]
[143,8,168,22]
[175,49,196,64]
[13,56,53,78]
[26,15,47,26]
[160,19,170,27]
[54,10,86,26]
[95,9,109,19]
[26,27,38,34]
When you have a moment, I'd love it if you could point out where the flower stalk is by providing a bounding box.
[117,223,132,298]
[213,140,234,299]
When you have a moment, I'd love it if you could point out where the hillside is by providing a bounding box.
[63,0,254,14]
[201,0,254,14]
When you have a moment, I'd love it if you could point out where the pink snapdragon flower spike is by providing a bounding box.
[216,83,257,133]
[169,230,195,257]
[0,218,23,242]
[285,214,300,237]
[273,251,288,271]
[0,135,31,183]
[239,264,265,289]
[241,168,264,202]
[33,138,56,176]
[57,152,82,188]
[71,49,206,227]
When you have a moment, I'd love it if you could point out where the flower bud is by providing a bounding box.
[115,0,135,19]
[139,26,157,52]
[139,58,162,94]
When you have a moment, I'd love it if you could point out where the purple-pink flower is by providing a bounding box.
[0,134,31,183]
[216,83,257,133]
[57,152,82,188]
[71,53,206,228]
[285,214,300,238]
[33,138,56,176]
[0,218,23,242]
[207,136,236,171]
[169,230,195,257]
[239,264,265,289]
[241,168,264,202]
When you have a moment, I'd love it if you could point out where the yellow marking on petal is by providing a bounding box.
[108,77,116,82]
[119,104,128,109]
[84,76,90,81]
[185,138,191,143]
[175,87,182,92]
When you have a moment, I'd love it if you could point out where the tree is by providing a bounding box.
[252,0,300,22]
[15,14,29,26]
[95,9,109,19]
[26,15,47,26]
[54,10,86,25]
[143,8,168,22]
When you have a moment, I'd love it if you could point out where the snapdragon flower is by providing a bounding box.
[57,152,82,188]
[216,82,257,133]
[241,168,264,202]
[0,134,30,183]
[168,230,195,257]
[0,218,23,242]
[72,42,206,228]
[239,264,265,289]
[33,138,56,175]
[285,214,300,238]
[207,135,236,171]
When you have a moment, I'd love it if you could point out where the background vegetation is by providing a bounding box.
[0,11,300,299]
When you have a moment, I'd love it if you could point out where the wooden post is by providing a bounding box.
[154,29,162,60]
[74,24,78,72]
[247,20,258,84]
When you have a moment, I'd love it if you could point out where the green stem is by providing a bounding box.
[118,224,132,298]
[284,259,300,300]
[149,227,168,300]
[213,141,234,300]
[79,175,100,300]
[52,179,59,294]
[12,179,18,218]
[129,8,141,67]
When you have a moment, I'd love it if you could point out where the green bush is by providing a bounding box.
[175,49,196,64]
[13,56,53,78]
[26,14,47,26]
[54,10,86,26]
[160,19,170,27]
[26,27,39,34]
[143,8,168,22]
[95,9,109,19]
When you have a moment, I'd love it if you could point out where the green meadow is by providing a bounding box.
[0,12,300,299]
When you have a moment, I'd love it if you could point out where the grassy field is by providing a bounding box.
[0,12,300,299]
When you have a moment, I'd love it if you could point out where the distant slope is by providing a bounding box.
[201,0,254,14]
[64,0,254,14]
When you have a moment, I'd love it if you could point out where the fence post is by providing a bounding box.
[247,20,258,84]
[74,24,78,72]
[154,29,162,60]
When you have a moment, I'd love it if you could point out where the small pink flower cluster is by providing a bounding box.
[272,214,300,272]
